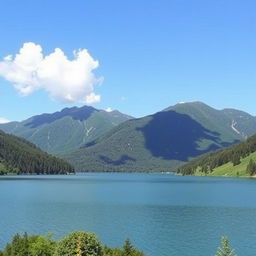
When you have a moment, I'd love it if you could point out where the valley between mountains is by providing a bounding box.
[1,101,256,174]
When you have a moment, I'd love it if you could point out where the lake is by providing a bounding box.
[0,173,256,256]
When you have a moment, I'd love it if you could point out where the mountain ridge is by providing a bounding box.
[64,102,256,172]
[2,101,256,173]
[0,105,133,155]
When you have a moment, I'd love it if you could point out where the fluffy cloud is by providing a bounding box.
[0,117,10,124]
[0,42,102,104]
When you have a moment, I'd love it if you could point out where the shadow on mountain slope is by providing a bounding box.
[99,155,136,165]
[137,110,237,161]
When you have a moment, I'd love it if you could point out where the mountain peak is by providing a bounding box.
[25,105,98,128]
[0,105,132,155]
[163,101,210,112]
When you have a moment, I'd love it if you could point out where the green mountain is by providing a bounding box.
[165,102,256,141]
[178,134,256,177]
[0,129,74,175]
[64,102,256,172]
[0,106,132,155]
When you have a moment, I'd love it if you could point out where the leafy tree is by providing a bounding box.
[55,231,103,256]
[2,233,29,256]
[28,234,56,256]
[215,237,236,256]
[1,233,56,256]
[1,231,145,256]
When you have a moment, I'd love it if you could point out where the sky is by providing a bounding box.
[0,0,255,122]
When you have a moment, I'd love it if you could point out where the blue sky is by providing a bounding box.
[0,0,255,121]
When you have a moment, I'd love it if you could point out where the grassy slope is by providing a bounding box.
[194,151,256,177]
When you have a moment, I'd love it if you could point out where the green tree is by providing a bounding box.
[1,232,146,256]
[28,234,56,256]
[102,246,123,256]
[4,233,29,256]
[55,231,103,256]
[215,237,236,256]
[123,239,134,256]
[231,153,241,166]
[122,239,144,256]
[246,159,256,175]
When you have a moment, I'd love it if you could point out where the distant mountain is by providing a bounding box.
[0,129,74,175]
[0,106,132,155]
[64,102,256,172]
[178,134,256,177]
[166,102,256,141]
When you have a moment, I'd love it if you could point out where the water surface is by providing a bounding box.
[0,173,256,256]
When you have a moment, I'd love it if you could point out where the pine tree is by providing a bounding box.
[231,153,241,166]
[247,159,253,175]
[215,237,236,256]
[123,239,134,256]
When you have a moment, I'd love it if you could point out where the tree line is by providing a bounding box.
[178,134,256,176]
[0,231,237,256]
[0,231,144,256]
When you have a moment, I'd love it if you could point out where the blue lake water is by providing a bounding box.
[0,173,256,255]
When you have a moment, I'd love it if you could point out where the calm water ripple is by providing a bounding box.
[0,173,256,256]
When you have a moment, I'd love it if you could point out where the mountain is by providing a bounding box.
[64,102,256,172]
[165,101,256,141]
[0,106,132,155]
[177,134,256,177]
[0,129,74,175]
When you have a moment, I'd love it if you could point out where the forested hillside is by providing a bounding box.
[0,130,74,175]
[178,134,256,177]
[64,102,256,172]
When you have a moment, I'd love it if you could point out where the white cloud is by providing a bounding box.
[105,107,113,112]
[0,117,10,124]
[0,42,102,104]
[85,92,101,104]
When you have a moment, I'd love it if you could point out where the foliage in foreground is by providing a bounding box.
[0,232,238,256]
[215,237,236,256]
[0,231,145,256]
